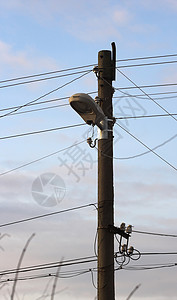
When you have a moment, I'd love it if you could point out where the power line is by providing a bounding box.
[0,269,92,283]
[1,93,176,120]
[1,252,177,278]
[101,72,177,123]
[1,96,176,119]
[6,107,177,120]
[0,70,92,89]
[0,66,95,85]
[0,140,86,177]
[115,82,177,90]
[0,123,86,141]
[117,53,177,62]
[115,251,177,258]
[1,260,177,283]
[0,70,92,118]
[0,91,97,113]
[113,91,177,101]
[116,113,177,120]
[116,68,177,122]
[96,133,177,161]
[140,252,177,256]
[0,98,68,112]
[1,53,177,86]
[0,255,97,276]
[115,123,177,171]
[0,203,97,228]
[133,230,177,237]
[1,60,177,89]
[100,75,177,168]
[116,134,177,160]
[123,263,177,271]
[117,60,177,69]
[4,103,70,117]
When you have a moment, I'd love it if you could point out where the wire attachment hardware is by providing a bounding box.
[87,137,97,148]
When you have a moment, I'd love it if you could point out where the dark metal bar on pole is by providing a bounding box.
[97,45,115,300]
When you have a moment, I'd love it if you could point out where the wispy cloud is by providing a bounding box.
[0,40,57,77]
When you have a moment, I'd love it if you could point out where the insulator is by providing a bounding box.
[121,244,127,253]
[128,246,134,255]
[120,222,126,231]
[126,225,133,234]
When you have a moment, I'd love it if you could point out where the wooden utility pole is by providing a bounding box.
[97,43,116,300]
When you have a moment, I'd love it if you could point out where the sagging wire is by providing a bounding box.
[90,268,97,289]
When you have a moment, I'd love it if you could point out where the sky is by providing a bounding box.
[0,0,177,299]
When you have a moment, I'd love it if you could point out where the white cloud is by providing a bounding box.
[0,40,57,77]
[113,9,131,25]
[0,0,132,42]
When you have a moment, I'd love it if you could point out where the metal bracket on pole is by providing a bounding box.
[98,117,114,140]
[108,224,130,240]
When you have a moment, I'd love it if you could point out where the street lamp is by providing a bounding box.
[69,93,107,133]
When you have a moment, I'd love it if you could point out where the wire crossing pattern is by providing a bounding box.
[115,123,177,171]
[0,70,92,118]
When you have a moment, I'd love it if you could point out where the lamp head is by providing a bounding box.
[69,93,106,129]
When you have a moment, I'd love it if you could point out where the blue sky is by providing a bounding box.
[0,1,177,299]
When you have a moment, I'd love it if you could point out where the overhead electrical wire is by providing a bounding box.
[0,123,86,141]
[0,256,97,277]
[1,262,177,284]
[1,88,177,115]
[117,53,177,62]
[0,66,95,85]
[0,59,176,88]
[1,53,177,86]
[123,263,177,271]
[0,139,87,177]
[0,203,97,228]
[0,70,92,89]
[116,113,177,120]
[117,60,177,69]
[115,82,177,90]
[1,263,177,284]
[0,91,97,114]
[113,91,177,101]
[114,90,177,99]
[3,131,175,179]
[1,258,177,280]
[1,252,177,275]
[3,106,177,120]
[116,68,177,122]
[0,269,92,284]
[100,73,177,124]
[116,134,177,160]
[0,70,92,118]
[139,252,177,256]
[1,94,176,119]
[98,74,177,167]
[115,123,177,171]
[133,230,177,237]
[4,103,69,117]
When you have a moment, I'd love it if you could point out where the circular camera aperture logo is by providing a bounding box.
[32,173,66,207]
